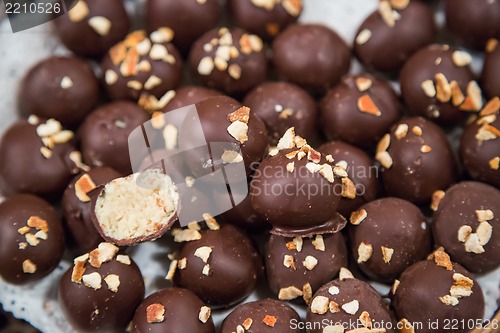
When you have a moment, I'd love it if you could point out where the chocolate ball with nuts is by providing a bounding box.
[482,39,500,99]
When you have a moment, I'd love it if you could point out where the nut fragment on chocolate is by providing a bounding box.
[146,303,165,323]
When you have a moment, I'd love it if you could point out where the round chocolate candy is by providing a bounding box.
[392,249,484,333]
[59,243,145,332]
[482,39,500,99]
[353,0,435,73]
[266,232,348,304]
[190,27,268,96]
[375,117,458,205]
[445,0,500,50]
[221,298,301,333]
[320,74,402,149]
[306,269,394,333]
[172,223,263,308]
[433,182,500,273]
[400,44,480,126]
[53,0,130,58]
[62,167,122,253]
[218,194,269,232]
[145,0,221,54]
[131,287,215,333]
[227,0,302,40]
[0,118,81,197]
[349,198,432,283]
[79,101,149,175]
[18,56,100,128]
[318,141,378,217]
[243,81,318,146]
[159,86,223,113]
[101,30,183,101]
[272,24,351,93]
[0,194,64,284]
[460,104,500,188]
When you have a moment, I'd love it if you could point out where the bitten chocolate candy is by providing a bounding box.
[131,288,215,333]
[0,194,65,284]
[353,0,436,73]
[59,243,145,332]
[221,298,301,333]
[433,182,500,274]
[482,39,500,99]
[375,117,458,205]
[349,198,432,283]
[392,249,485,333]
[266,233,348,304]
[18,56,100,128]
[400,44,481,126]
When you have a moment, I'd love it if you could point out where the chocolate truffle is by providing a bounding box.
[482,39,500,99]
[91,169,179,246]
[145,0,221,54]
[18,56,100,128]
[171,223,263,308]
[243,81,318,145]
[159,86,223,113]
[375,117,458,205]
[227,0,302,40]
[78,101,149,175]
[218,194,269,232]
[0,194,64,284]
[59,243,145,332]
[62,167,122,253]
[132,288,215,333]
[392,249,484,333]
[349,198,432,283]
[460,100,500,187]
[250,128,351,237]
[53,0,129,58]
[400,44,481,126]
[101,30,183,101]
[189,27,268,96]
[445,0,500,50]
[433,182,500,273]
[221,298,301,333]
[266,232,348,304]
[318,141,378,217]
[0,118,82,197]
[306,269,394,333]
[320,74,402,149]
[353,0,436,73]
[272,24,351,93]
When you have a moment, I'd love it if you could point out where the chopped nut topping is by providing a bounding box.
[18,242,28,250]
[144,75,162,91]
[303,255,318,270]
[194,246,213,263]
[236,325,245,333]
[40,147,52,159]
[82,272,102,290]
[420,145,432,153]
[172,228,203,243]
[323,325,345,333]
[378,0,396,27]
[350,209,367,225]
[450,81,465,106]
[303,283,313,304]
[319,165,335,183]
[278,286,303,300]
[325,154,334,163]
[202,264,211,276]
[71,259,86,283]
[391,279,400,294]
[390,0,409,9]
[341,300,359,315]
[104,274,120,293]
[69,151,90,172]
[355,29,372,45]
[201,213,220,231]
[311,296,329,314]
[489,157,500,170]
[477,222,493,246]
[75,174,97,202]
[178,257,187,270]
[452,50,472,67]
[476,209,494,222]
[339,267,354,280]
[329,286,340,295]
[358,95,382,116]
[376,134,393,169]
[282,0,302,16]
[199,306,211,323]
[227,120,249,144]
[430,190,445,211]
[464,233,485,254]
[486,38,499,53]
[359,311,372,327]
[329,301,340,313]
[435,73,452,103]
[146,303,165,323]
[283,254,296,270]
[165,260,178,280]
[381,246,394,264]
[22,260,37,274]
[18,226,30,235]
[68,0,89,22]
[357,242,373,264]
[116,254,131,265]
[222,150,243,164]
[450,273,474,299]
[60,76,73,89]
[430,248,453,270]
[439,295,459,306]
[460,81,483,112]
[228,64,242,80]
[242,318,253,330]
[421,80,436,98]
[342,178,356,199]
[480,97,500,116]
[394,123,409,139]
[25,234,39,247]
[286,162,295,173]
[399,319,415,333]
[198,56,214,75]
[262,315,277,327]
[150,27,174,44]
[35,230,47,240]
[412,126,423,136]
[312,235,326,251]
[88,16,112,37]
[458,225,473,243]
[89,243,119,268]
[228,106,250,124]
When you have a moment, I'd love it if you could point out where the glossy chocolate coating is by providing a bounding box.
[320,74,402,149]
[101,30,183,101]
[400,44,477,126]
[0,120,80,197]
[445,0,500,50]
[221,298,301,333]
[266,232,348,303]
[218,194,269,232]
[189,27,268,96]
[460,110,500,188]
[482,40,500,99]
[272,24,351,93]
[378,117,458,205]
[349,198,432,283]
[132,287,215,333]
[145,0,221,54]
[392,258,484,333]
[318,141,378,217]
[53,0,130,58]
[79,101,149,175]
[62,167,122,253]
[306,277,394,333]
[59,250,145,333]
[161,86,223,113]
[433,182,500,273]
[227,0,302,40]
[18,56,100,128]
[353,0,436,73]
[244,81,318,146]
[173,224,263,308]
[0,194,64,284]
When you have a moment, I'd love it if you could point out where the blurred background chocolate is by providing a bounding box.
[482,39,500,99]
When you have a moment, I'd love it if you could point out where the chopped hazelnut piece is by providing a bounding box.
[75,174,97,202]
[262,315,277,327]
[457,225,473,243]
[341,300,359,315]
[303,255,318,270]
[357,95,382,116]
[350,209,367,225]
[412,126,423,136]
[394,124,409,139]
[420,145,432,153]
[439,295,459,306]
[464,233,485,254]
[429,248,453,270]
[480,97,500,116]
[278,286,303,300]
[202,213,220,231]
[323,325,345,333]
[355,77,373,92]
[450,81,465,106]
[329,301,340,313]
[391,279,400,294]
[476,209,494,222]
[104,274,120,292]
[381,246,394,264]
[82,272,102,290]
[311,296,329,314]
[228,106,250,124]
[172,228,202,242]
[342,178,356,199]
[227,120,249,144]
[430,190,445,211]
[312,235,326,251]
[22,260,37,274]
[146,303,165,323]
[357,242,373,264]
[198,306,211,323]
[116,254,131,265]
[339,267,354,280]
[435,73,452,103]
[489,157,500,170]
[88,16,112,37]
[283,254,296,270]
[399,319,415,333]
[421,80,436,98]
[303,283,313,304]
[452,50,472,67]
[328,286,340,295]
[359,311,372,327]
[477,222,493,246]
[242,317,253,330]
